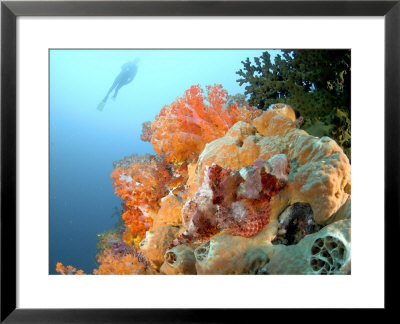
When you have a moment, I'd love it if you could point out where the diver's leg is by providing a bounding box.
[103,80,118,102]
[103,74,123,102]
[112,84,122,100]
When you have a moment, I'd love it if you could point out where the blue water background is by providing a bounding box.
[49,49,279,274]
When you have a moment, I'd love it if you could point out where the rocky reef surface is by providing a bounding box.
[57,86,351,275]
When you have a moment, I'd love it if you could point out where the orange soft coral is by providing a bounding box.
[56,262,85,275]
[93,253,153,275]
[111,154,172,242]
[94,241,155,275]
[149,84,262,163]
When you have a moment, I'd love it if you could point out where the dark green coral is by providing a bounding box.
[236,50,351,159]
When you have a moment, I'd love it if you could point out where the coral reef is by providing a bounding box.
[147,84,262,163]
[197,103,351,225]
[167,103,349,275]
[57,83,351,276]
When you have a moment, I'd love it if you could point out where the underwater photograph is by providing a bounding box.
[50,49,351,275]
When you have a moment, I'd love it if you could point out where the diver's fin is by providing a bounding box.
[97,101,106,111]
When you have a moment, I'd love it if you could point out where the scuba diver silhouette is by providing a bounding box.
[97,58,139,111]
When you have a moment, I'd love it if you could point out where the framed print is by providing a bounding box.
[1,0,398,321]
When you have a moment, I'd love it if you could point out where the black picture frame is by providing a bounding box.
[1,0,398,322]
